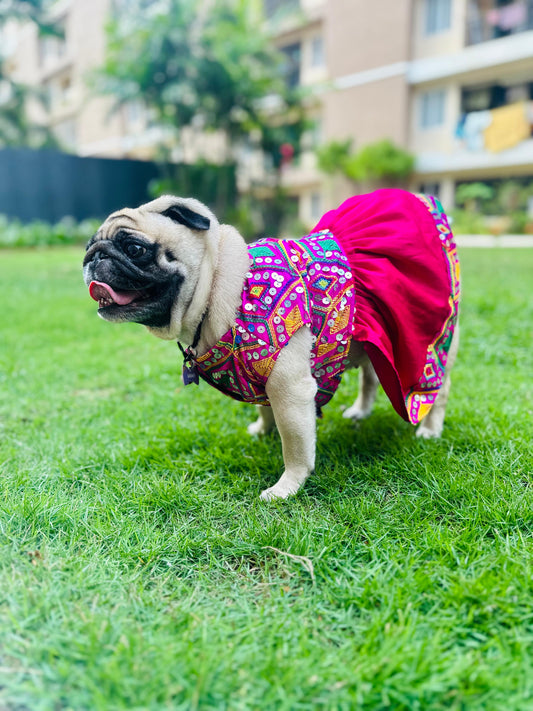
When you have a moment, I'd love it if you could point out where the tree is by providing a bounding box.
[0,0,58,146]
[346,139,415,185]
[95,0,307,233]
[455,182,494,213]
[317,137,415,189]
[496,180,529,213]
[316,139,352,175]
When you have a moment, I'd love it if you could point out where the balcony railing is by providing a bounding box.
[466,0,533,45]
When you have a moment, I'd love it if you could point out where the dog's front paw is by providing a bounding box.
[260,474,303,501]
[260,484,295,501]
[416,423,442,439]
[342,401,372,421]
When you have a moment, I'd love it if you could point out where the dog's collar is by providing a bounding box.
[177,310,208,385]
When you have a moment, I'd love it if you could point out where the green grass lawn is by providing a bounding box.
[0,247,532,710]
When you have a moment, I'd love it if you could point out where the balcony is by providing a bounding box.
[408,28,533,84]
[415,98,533,176]
[416,136,533,175]
[467,0,533,45]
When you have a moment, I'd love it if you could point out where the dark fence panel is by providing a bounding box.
[0,148,160,223]
[0,148,237,223]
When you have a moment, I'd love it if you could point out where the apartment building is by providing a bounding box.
[5,0,120,155]
[3,0,193,159]
[269,0,533,222]
[410,0,533,206]
[4,0,533,224]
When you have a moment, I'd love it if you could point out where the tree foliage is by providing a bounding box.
[346,139,415,183]
[96,0,306,161]
[316,139,352,175]
[455,182,494,212]
[317,137,415,187]
[495,180,532,213]
[96,0,308,235]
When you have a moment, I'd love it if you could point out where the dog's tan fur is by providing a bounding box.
[87,196,458,500]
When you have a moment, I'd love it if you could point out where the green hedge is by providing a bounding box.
[0,215,100,248]
[450,208,533,235]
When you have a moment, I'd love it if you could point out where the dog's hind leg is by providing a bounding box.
[343,355,379,421]
[416,324,460,439]
[247,406,276,436]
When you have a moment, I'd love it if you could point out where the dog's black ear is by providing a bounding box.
[161,204,210,231]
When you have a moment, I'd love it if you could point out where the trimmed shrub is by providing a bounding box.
[0,216,100,248]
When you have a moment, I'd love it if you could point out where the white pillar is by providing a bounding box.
[439,177,455,210]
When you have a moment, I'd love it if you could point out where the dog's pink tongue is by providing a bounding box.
[89,281,142,306]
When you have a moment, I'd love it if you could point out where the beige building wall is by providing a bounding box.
[326,0,412,76]
[67,0,123,152]
[322,0,412,145]
[324,77,410,148]
[409,80,460,156]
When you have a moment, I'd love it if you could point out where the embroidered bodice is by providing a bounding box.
[193,230,356,412]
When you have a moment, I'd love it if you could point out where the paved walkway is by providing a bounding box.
[456,235,533,247]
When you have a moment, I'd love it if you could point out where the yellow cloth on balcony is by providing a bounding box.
[484,102,531,153]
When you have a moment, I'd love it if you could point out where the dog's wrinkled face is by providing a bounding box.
[83,198,211,330]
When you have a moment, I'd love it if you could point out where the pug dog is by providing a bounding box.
[83,191,460,500]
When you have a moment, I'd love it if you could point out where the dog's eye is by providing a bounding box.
[125,243,146,259]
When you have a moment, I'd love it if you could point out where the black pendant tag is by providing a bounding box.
[183,362,200,386]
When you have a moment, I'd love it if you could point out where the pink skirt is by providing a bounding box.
[313,189,460,425]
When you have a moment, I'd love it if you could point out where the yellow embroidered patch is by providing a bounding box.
[285,305,303,335]
[252,357,274,377]
[317,341,337,358]
[331,306,350,334]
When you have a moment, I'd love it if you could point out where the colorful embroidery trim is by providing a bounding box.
[404,195,460,424]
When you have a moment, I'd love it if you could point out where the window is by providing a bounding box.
[45,73,73,110]
[38,20,67,67]
[264,0,299,19]
[124,100,146,126]
[420,89,446,129]
[280,43,301,89]
[424,0,452,34]
[301,119,322,151]
[419,182,440,198]
[467,0,533,44]
[461,81,533,113]
[310,35,324,68]
[310,192,322,221]
[461,85,493,112]
[311,119,322,147]
[0,79,12,105]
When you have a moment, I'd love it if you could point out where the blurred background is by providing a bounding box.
[1,0,533,242]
